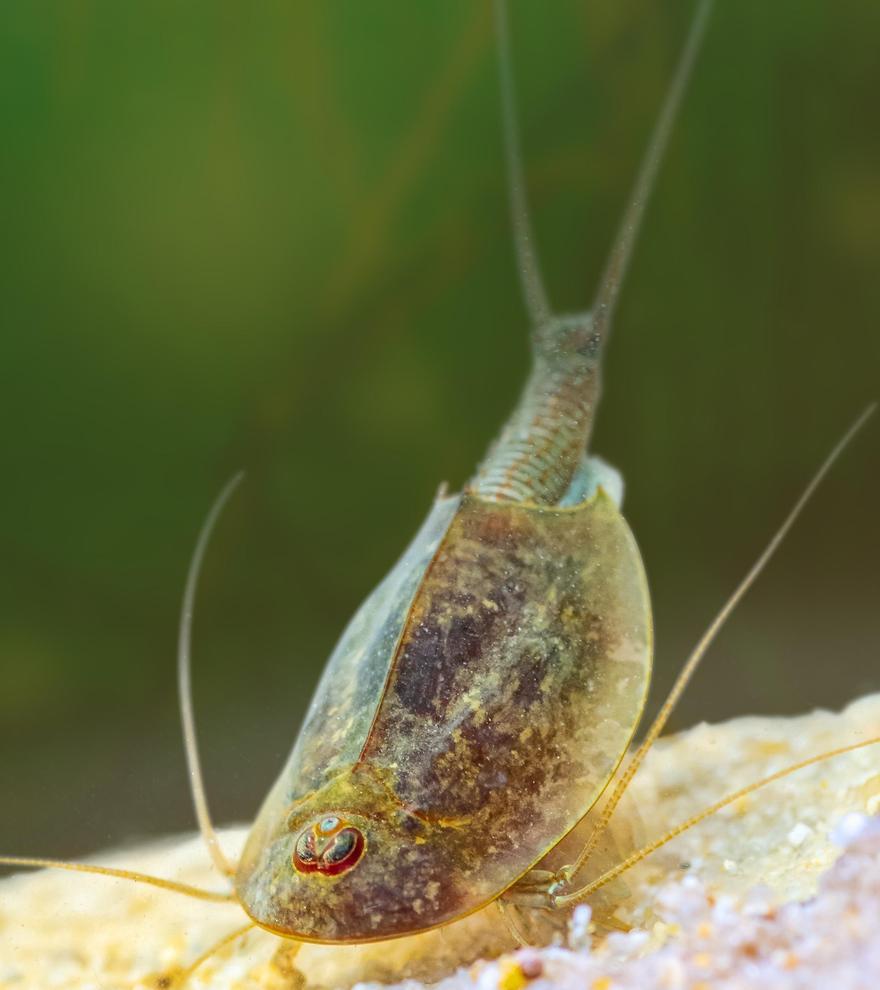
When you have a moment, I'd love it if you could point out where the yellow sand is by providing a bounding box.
[2,693,879,989]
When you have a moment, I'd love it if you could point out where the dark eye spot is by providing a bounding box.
[292,819,365,876]
[324,828,356,863]
[292,830,318,872]
[318,827,365,876]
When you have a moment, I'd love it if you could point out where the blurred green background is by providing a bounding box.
[1,0,877,864]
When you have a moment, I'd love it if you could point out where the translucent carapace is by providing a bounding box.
[231,0,721,938]
[3,4,878,981]
[236,492,650,940]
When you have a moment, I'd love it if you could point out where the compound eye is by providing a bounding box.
[320,827,364,876]
[293,830,319,873]
[324,828,357,863]
[292,818,366,876]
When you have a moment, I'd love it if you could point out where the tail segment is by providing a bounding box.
[471,0,714,505]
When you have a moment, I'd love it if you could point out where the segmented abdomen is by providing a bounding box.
[469,353,599,504]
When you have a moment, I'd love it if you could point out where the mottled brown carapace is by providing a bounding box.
[235,490,651,942]
[228,0,726,945]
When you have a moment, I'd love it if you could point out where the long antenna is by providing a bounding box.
[560,403,876,885]
[554,731,880,906]
[178,472,245,879]
[592,0,714,342]
[0,855,234,902]
[494,0,553,328]
[175,922,260,988]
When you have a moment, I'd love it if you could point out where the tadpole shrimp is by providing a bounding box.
[1,0,877,987]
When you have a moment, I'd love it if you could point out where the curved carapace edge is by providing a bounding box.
[235,489,651,943]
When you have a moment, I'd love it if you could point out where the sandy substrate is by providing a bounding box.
[1,693,879,989]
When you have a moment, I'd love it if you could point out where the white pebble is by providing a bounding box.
[787,822,813,847]
[567,904,592,950]
[831,812,871,847]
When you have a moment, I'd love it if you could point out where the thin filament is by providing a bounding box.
[494,0,552,327]
[555,733,880,906]
[563,403,875,885]
[179,472,245,878]
[0,855,234,903]
[496,899,529,947]
[592,0,715,341]
[174,922,260,989]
